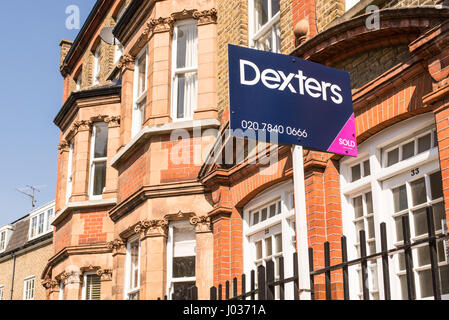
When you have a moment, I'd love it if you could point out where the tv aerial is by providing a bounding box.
[16,185,46,209]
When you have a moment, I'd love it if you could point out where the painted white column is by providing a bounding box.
[292,145,311,300]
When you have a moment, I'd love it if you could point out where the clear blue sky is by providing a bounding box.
[0,0,96,226]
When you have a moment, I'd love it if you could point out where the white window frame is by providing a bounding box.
[75,73,82,91]
[243,181,297,300]
[93,45,101,85]
[131,47,148,138]
[124,235,141,300]
[171,19,198,121]
[0,227,12,253]
[166,220,197,299]
[23,276,35,300]
[28,201,55,241]
[66,140,74,203]
[88,122,108,200]
[248,0,281,53]
[0,285,4,300]
[340,113,448,300]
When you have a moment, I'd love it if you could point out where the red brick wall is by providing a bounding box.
[118,143,148,202]
[291,0,317,37]
[78,209,109,245]
[160,135,202,184]
[54,215,72,254]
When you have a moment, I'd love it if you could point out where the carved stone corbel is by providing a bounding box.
[73,120,92,132]
[105,115,121,128]
[190,215,212,233]
[118,54,135,72]
[193,8,218,25]
[57,140,70,153]
[107,239,126,255]
[96,269,113,281]
[42,279,58,290]
[135,219,169,239]
[147,16,175,36]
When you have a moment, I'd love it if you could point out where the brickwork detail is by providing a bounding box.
[334,45,413,90]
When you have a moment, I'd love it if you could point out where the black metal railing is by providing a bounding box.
[158,252,301,300]
[309,206,449,300]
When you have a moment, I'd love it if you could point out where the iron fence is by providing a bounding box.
[309,205,449,300]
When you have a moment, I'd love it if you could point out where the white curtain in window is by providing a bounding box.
[183,73,197,119]
[184,24,197,68]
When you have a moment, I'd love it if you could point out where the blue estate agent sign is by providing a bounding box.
[228,44,358,157]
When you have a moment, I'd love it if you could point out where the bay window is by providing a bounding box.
[132,47,147,138]
[125,236,140,300]
[0,230,6,252]
[89,122,108,199]
[167,221,196,299]
[249,0,281,53]
[171,20,198,121]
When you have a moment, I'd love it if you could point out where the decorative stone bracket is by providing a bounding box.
[97,269,113,281]
[190,215,212,233]
[107,239,126,255]
[134,219,169,239]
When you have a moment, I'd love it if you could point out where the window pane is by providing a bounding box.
[269,204,276,218]
[355,220,364,242]
[31,217,37,238]
[367,217,375,239]
[368,241,376,255]
[417,246,430,267]
[418,134,431,153]
[410,178,426,206]
[402,141,415,160]
[351,165,361,182]
[418,269,433,298]
[86,275,101,300]
[353,196,363,218]
[434,131,438,148]
[440,265,449,295]
[271,0,280,16]
[363,160,370,177]
[94,122,108,158]
[130,240,139,288]
[173,282,196,300]
[137,53,146,96]
[253,211,260,226]
[399,275,408,299]
[432,202,445,231]
[387,148,399,166]
[430,171,443,200]
[265,237,272,256]
[365,192,373,214]
[93,161,107,196]
[261,208,268,221]
[176,23,197,69]
[38,213,44,234]
[277,200,282,214]
[173,256,195,278]
[254,0,268,31]
[275,234,282,253]
[393,185,408,212]
[395,217,404,242]
[413,208,428,237]
[256,241,262,260]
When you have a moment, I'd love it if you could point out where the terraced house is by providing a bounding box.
[43,0,449,300]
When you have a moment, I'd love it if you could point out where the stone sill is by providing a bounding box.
[111,118,221,168]
[52,198,117,226]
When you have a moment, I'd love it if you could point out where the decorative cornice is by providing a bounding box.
[105,115,121,127]
[147,16,175,35]
[193,8,218,25]
[42,279,58,290]
[171,9,197,22]
[189,215,212,233]
[117,54,134,71]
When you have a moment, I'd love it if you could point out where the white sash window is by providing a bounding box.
[89,122,108,199]
[171,20,198,121]
[249,0,281,53]
[132,47,148,137]
[66,141,74,203]
[93,46,101,85]
[125,236,141,300]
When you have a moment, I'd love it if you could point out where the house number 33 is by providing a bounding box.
[411,168,420,176]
